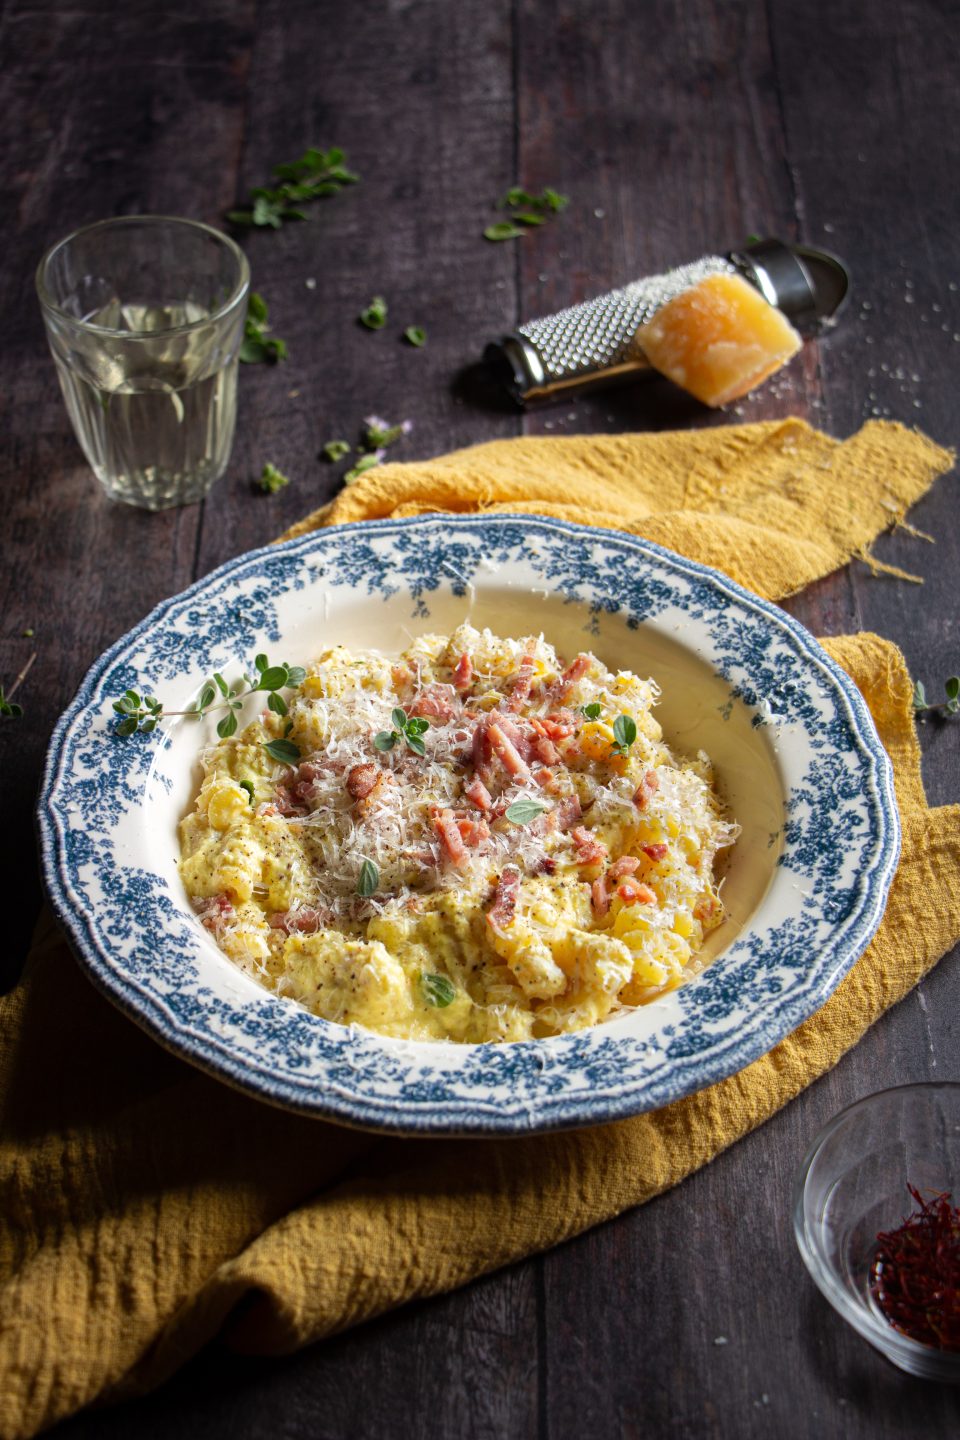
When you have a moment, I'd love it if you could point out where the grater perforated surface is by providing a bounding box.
[517,255,735,380]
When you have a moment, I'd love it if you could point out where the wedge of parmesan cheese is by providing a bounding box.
[636,271,802,408]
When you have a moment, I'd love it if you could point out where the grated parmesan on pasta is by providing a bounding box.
[178,625,738,1043]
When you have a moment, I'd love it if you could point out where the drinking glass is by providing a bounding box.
[36,215,250,511]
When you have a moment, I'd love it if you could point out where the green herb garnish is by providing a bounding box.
[258,462,290,494]
[359,295,388,330]
[240,292,288,364]
[227,146,358,229]
[357,858,380,897]
[403,326,427,347]
[112,690,162,736]
[329,416,412,483]
[502,186,569,214]
[0,685,23,719]
[374,707,430,756]
[913,676,960,717]
[484,187,569,241]
[264,737,301,765]
[422,973,456,1008]
[239,780,255,805]
[322,440,351,463]
[579,702,602,720]
[484,221,525,242]
[505,797,551,825]
[343,452,383,485]
[364,417,410,449]
[112,655,306,738]
[610,714,637,757]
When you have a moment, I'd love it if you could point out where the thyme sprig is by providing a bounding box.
[112,655,306,740]
[913,676,960,718]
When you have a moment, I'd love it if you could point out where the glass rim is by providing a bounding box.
[35,214,250,340]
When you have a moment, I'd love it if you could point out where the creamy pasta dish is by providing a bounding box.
[178,625,737,1042]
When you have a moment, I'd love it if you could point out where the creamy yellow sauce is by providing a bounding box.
[178,625,737,1042]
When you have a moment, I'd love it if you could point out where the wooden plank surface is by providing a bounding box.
[0,0,957,1435]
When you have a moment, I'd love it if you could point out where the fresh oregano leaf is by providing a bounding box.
[505,797,550,825]
[422,973,456,1007]
[264,737,301,765]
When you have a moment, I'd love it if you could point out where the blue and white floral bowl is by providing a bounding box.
[38,515,899,1134]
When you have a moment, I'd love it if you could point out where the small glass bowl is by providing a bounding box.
[793,1082,960,1382]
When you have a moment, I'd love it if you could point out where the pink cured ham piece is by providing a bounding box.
[529,720,561,766]
[452,652,474,693]
[506,653,536,713]
[591,875,610,917]
[633,770,660,809]
[553,794,583,831]
[541,711,577,740]
[641,843,668,862]
[487,720,531,780]
[197,893,235,930]
[608,856,640,881]
[357,772,393,816]
[572,825,608,867]
[273,784,310,818]
[472,715,494,783]
[407,684,457,723]
[548,653,591,705]
[431,807,470,869]
[268,906,325,935]
[346,763,380,801]
[456,814,490,847]
[487,866,521,931]
[464,776,493,811]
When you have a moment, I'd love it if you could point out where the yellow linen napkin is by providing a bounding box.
[282,417,948,593]
[1,421,957,1439]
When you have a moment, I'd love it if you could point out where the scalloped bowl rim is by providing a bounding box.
[37,513,900,1134]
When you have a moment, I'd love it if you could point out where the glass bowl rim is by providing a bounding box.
[792,1079,960,1369]
[34,214,250,340]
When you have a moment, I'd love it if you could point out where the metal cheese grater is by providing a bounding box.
[484,237,850,405]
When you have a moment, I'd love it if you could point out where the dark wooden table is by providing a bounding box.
[2,1,958,1435]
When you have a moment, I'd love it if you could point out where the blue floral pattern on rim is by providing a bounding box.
[38,515,900,1135]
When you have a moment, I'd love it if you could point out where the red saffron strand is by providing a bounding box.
[870,1185,960,1351]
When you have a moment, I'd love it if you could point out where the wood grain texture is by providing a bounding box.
[1,0,956,1435]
